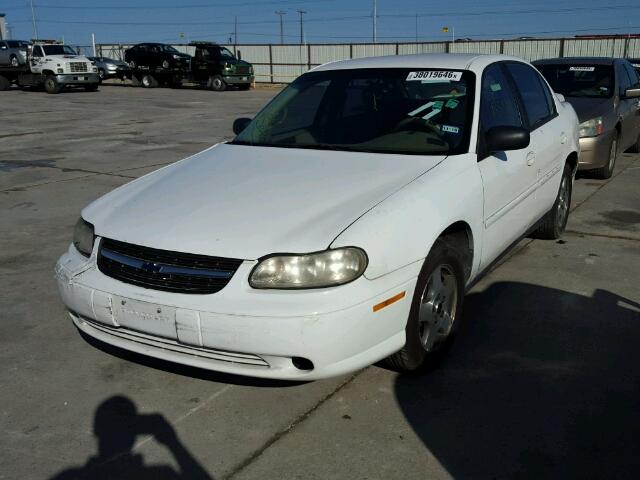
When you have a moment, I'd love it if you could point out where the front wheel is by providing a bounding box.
[44,75,62,94]
[383,238,465,372]
[533,163,573,240]
[593,133,617,179]
[10,55,19,67]
[141,74,158,88]
[208,75,226,91]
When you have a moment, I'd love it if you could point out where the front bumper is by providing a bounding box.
[55,243,417,380]
[223,75,254,85]
[578,131,615,169]
[57,73,100,85]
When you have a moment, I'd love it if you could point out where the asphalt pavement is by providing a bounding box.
[1,84,638,479]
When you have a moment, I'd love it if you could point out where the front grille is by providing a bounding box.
[235,65,251,75]
[69,62,88,73]
[97,238,243,294]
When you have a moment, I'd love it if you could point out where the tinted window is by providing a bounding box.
[32,46,43,57]
[480,63,524,133]
[616,63,632,94]
[623,63,640,88]
[234,68,476,155]
[505,62,553,129]
[536,63,614,99]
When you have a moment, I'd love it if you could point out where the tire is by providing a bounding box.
[533,163,573,240]
[44,75,62,94]
[628,133,640,154]
[98,68,106,80]
[128,60,136,69]
[84,84,99,92]
[141,74,158,88]
[593,133,618,179]
[0,75,10,91]
[162,60,170,69]
[208,75,226,91]
[383,238,466,372]
[10,55,19,67]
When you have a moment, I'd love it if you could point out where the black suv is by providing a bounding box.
[190,42,254,91]
[124,43,191,72]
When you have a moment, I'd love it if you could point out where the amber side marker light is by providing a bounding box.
[373,291,406,312]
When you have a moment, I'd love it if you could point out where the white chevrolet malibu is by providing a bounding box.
[56,54,579,380]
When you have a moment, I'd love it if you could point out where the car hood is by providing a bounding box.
[565,96,614,123]
[83,143,444,259]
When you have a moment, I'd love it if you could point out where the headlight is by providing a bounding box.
[92,67,97,72]
[73,218,95,257]
[249,248,368,289]
[579,117,604,138]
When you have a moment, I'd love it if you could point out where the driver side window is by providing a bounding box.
[480,64,524,134]
[32,46,43,58]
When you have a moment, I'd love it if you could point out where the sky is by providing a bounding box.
[0,0,638,46]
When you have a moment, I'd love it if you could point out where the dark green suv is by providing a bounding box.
[190,42,254,91]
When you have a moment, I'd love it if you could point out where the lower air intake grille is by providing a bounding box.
[97,238,243,294]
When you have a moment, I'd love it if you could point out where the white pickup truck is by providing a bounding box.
[0,42,100,94]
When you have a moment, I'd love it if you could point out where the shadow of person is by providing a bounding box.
[50,396,213,480]
[395,283,640,479]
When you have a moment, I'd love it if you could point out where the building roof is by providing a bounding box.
[533,57,618,66]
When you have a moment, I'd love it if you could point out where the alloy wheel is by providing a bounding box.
[556,174,570,230]
[418,264,459,352]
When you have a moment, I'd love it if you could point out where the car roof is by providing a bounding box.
[312,53,527,73]
[533,57,618,66]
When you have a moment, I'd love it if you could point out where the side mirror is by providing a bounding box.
[237,50,242,60]
[485,126,530,152]
[624,87,640,99]
[233,117,251,135]
[555,93,566,103]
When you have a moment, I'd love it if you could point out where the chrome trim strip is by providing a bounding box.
[100,248,234,278]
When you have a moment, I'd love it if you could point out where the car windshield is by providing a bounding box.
[232,68,475,155]
[7,41,30,48]
[43,45,77,56]
[220,47,235,59]
[536,64,614,98]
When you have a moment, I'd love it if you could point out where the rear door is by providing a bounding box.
[0,41,8,64]
[504,61,564,218]
[477,62,538,267]
[621,62,640,148]
[615,61,636,149]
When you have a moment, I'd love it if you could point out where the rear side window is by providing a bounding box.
[623,63,640,89]
[505,62,554,129]
[480,63,524,133]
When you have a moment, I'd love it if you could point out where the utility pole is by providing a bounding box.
[275,10,286,45]
[91,32,96,56]
[297,10,306,45]
[29,0,38,39]
[234,16,238,45]
[372,0,377,43]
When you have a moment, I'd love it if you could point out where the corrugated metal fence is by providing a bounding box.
[96,36,640,83]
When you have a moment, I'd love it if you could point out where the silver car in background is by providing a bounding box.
[0,40,30,67]
[534,57,640,178]
[87,56,130,80]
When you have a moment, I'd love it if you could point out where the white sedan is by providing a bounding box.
[55,54,579,380]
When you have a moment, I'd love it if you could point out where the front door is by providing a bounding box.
[477,63,538,268]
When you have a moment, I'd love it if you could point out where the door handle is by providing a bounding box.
[526,152,536,166]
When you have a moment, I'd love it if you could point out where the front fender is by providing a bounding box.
[331,153,484,282]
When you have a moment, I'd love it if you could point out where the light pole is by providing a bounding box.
[29,0,38,39]
[372,0,377,43]
[297,10,306,45]
[275,10,286,45]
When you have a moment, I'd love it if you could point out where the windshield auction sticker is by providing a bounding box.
[569,66,595,72]
[406,71,463,81]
